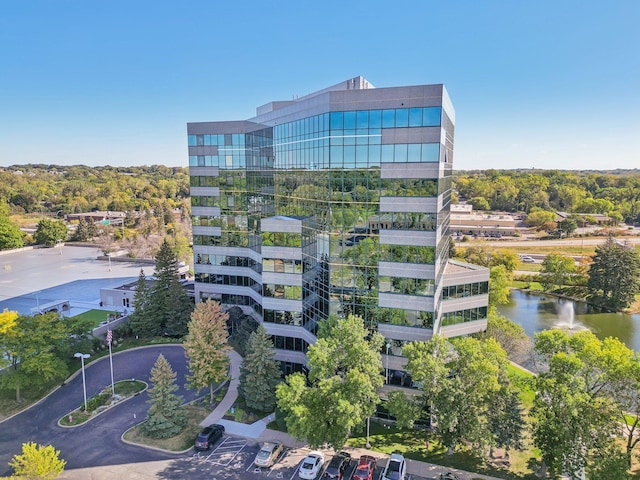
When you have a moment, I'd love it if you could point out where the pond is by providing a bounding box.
[497,289,640,352]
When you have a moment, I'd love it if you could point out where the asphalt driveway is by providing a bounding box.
[0,344,203,476]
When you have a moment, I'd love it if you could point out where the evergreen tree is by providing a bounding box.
[128,269,159,337]
[587,237,640,310]
[227,306,260,356]
[239,325,281,412]
[144,354,186,438]
[147,239,193,336]
[184,300,230,403]
[72,217,97,242]
[163,276,194,337]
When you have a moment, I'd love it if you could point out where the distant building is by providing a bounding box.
[100,277,194,310]
[450,204,517,237]
[187,77,489,381]
[66,211,126,225]
[556,212,611,225]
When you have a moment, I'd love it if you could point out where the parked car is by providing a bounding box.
[382,454,406,480]
[254,441,284,467]
[519,254,535,263]
[353,455,377,480]
[194,424,224,451]
[323,451,351,479]
[299,451,325,480]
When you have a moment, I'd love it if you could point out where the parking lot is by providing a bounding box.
[184,437,437,480]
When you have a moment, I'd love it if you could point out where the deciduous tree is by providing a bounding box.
[9,442,66,480]
[276,314,384,450]
[385,390,425,429]
[0,216,24,250]
[144,354,186,438]
[489,265,511,307]
[34,218,67,246]
[184,300,230,403]
[485,309,530,360]
[488,382,526,457]
[531,329,630,478]
[539,253,578,292]
[403,336,508,455]
[0,312,69,402]
[239,325,281,412]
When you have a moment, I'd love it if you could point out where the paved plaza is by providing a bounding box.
[0,245,145,316]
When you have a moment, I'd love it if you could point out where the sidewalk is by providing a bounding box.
[60,350,507,480]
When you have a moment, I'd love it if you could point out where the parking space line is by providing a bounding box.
[213,440,247,466]
[266,448,290,476]
[288,460,302,480]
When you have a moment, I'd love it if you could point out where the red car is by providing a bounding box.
[353,455,377,480]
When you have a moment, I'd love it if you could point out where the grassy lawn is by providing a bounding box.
[59,380,147,426]
[123,404,211,451]
[505,363,535,409]
[515,263,542,272]
[510,280,544,291]
[0,379,61,421]
[70,309,111,328]
[224,395,266,424]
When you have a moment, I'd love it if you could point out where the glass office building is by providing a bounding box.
[188,77,489,379]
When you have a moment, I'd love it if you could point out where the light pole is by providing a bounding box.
[74,352,90,412]
[365,416,371,448]
[385,342,391,384]
[107,252,112,272]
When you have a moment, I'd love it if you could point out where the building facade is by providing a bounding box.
[188,77,489,381]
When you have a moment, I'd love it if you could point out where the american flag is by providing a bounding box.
[106,329,113,345]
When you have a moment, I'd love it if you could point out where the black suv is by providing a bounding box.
[324,451,351,479]
[194,424,225,451]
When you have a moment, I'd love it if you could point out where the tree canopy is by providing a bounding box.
[183,299,230,403]
[276,314,384,450]
[9,442,66,480]
[531,329,635,478]
[0,312,78,402]
[587,237,640,310]
[144,354,187,438]
[239,325,281,413]
[34,218,67,246]
[399,335,521,456]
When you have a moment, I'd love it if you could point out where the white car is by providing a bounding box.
[382,454,406,480]
[299,451,325,480]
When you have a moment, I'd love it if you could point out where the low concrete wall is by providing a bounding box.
[92,315,129,338]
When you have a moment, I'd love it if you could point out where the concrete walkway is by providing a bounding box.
[199,349,270,439]
[60,349,507,480]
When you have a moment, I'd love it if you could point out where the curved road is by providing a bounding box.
[0,345,202,476]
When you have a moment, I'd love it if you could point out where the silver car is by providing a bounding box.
[254,442,284,467]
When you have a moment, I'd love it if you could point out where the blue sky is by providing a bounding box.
[0,1,637,171]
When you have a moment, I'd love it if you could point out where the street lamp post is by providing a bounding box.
[107,252,112,272]
[74,352,90,412]
[385,342,391,384]
[365,416,371,448]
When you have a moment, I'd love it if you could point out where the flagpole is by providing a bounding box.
[107,330,115,396]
